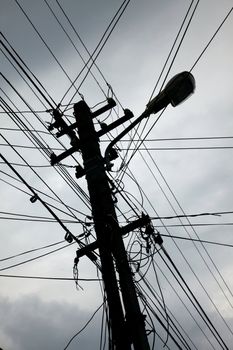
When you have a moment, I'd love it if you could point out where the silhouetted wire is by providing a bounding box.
[121,170,145,208]
[42,0,107,98]
[0,274,101,282]
[147,153,233,306]
[0,110,48,114]
[108,174,141,218]
[1,49,51,111]
[0,151,89,259]
[63,302,104,350]
[100,135,233,143]
[0,142,63,151]
[0,126,50,135]
[55,0,125,110]
[0,125,89,211]
[0,87,52,158]
[0,170,86,219]
[1,62,85,173]
[151,257,170,347]
[119,125,233,312]
[0,169,87,218]
[151,210,233,220]
[0,242,75,272]
[159,0,200,93]
[0,216,77,223]
[121,147,233,332]
[13,0,79,94]
[160,234,233,249]
[155,259,216,348]
[0,161,51,168]
[155,222,233,227]
[60,0,131,110]
[120,0,200,169]
[148,0,196,102]
[96,268,111,349]
[0,238,66,262]
[121,158,230,335]
[117,109,166,182]
[0,33,56,108]
[159,247,230,349]
[0,106,90,211]
[190,6,233,72]
[1,88,91,210]
[119,146,233,151]
[123,0,200,166]
[138,270,199,350]
[137,287,186,350]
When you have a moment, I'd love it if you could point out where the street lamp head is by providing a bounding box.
[146,71,195,114]
[164,71,195,106]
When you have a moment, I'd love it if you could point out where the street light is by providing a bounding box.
[146,71,195,115]
[105,71,195,165]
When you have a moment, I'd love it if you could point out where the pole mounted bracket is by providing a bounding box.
[75,213,151,259]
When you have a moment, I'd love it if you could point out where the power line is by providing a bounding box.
[155,222,233,228]
[0,242,75,272]
[0,238,66,262]
[42,0,107,98]
[190,6,233,72]
[119,146,233,151]
[1,32,56,108]
[159,247,230,349]
[161,234,233,249]
[60,0,131,109]
[148,0,197,102]
[100,136,233,142]
[13,0,79,94]
[0,169,88,218]
[123,0,200,171]
[63,302,104,350]
[0,274,101,282]
[151,210,233,220]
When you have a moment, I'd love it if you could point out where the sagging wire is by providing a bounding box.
[63,301,104,350]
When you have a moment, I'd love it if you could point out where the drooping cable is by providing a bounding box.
[63,302,104,350]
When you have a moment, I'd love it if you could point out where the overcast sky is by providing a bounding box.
[1,0,233,349]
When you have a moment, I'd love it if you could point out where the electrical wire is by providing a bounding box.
[60,0,131,110]
[63,302,104,350]
[190,6,233,72]
[0,274,101,282]
[120,0,200,169]
[55,0,124,110]
[0,169,88,219]
[119,146,233,151]
[160,234,233,249]
[118,127,233,315]
[0,96,91,212]
[0,238,67,262]
[154,259,217,349]
[158,246,229,349]
[13,0,79,95]
[148,0,197,102]
[137,270,199,350]
[42,0,107,98]
[0,242,75,272]
[1,33,56,108]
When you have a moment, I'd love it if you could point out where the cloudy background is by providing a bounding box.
[1,0,233,349]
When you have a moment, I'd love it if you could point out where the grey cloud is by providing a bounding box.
[0,294,102,350]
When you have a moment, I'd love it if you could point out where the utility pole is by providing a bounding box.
[74,100,150,350]
[49,71,195,349]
